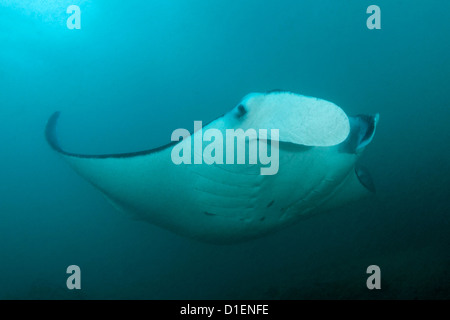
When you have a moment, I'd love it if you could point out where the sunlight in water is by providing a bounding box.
[0,0,88,23]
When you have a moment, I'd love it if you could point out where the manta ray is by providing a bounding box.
[46,91,379,244]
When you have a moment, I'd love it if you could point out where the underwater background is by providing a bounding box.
[0,0,449,299]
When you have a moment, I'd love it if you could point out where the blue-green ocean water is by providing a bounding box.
[1,0,449,299]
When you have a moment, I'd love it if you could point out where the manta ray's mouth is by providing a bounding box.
[339,113,379,154]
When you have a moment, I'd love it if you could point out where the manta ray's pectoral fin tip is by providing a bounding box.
[45,111,64,154]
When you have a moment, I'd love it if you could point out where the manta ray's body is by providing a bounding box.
[46,91,378,244]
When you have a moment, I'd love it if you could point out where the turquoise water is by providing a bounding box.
[1,0,449,299]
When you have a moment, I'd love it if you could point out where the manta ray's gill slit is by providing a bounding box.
[194,186,257,208]
[193,175,258,192]
[189,166,261,189]
[191,175,261,202]
[197,190,260,212]
[194,185,256,200]
[211,162,262,176]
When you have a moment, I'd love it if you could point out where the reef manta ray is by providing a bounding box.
[46,91,379,244]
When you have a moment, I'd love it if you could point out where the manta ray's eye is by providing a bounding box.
[236,104,247,118]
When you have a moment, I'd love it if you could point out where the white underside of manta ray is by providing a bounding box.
[46,91,379,244]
